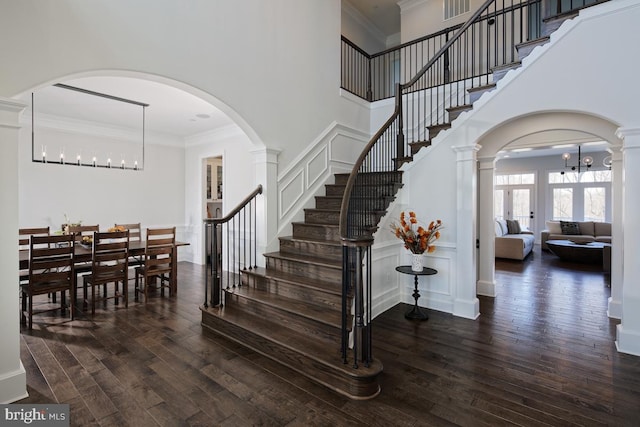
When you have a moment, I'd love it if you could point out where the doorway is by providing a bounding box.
[494,172,536,234]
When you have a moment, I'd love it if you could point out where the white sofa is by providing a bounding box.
[540,220,612,251]
[495,219,535,260]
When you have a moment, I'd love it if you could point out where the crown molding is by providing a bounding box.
[342,0,388,48]
[398,0,428,14]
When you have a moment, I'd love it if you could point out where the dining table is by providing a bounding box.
[19,240,190,308]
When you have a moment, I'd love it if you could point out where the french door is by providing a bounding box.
[495,185,535,232]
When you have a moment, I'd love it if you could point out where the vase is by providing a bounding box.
[411,254,424,272]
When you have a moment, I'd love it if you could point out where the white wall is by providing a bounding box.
[0,0,342,173]
[18,127,186,236]
[0,99,28,403]
[400,0,485,43]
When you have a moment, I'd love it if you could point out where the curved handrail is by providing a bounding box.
[339,97,401,241]
[204,184,263,225]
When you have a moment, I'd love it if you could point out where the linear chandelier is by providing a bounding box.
[31,83,148,171]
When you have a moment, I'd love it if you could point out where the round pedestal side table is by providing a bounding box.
[395,265,438,320]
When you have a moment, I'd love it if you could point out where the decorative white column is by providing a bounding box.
[251,147,281,263]
[0,97,27,403]
[477,156,497,297]
[616,127,640,355]
[451,144,480,319]
[608,148,623,319]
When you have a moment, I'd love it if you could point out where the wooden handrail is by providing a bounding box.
[203,184,262,225]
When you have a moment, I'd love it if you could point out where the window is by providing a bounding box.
[548,171,611,221]
[444,0,470,20]
[552,188,573,220]
[584,187,606,221]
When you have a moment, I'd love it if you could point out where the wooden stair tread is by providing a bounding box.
[243,266,342,297]
[227,286,342,326]
[263,251,341,268]
[202,305,382,378]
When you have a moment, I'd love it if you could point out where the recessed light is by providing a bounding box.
[196,113,211,119]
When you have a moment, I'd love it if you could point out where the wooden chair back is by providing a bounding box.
[115,223,141,241]
[91,230,130,284]
[135,227,176,302]
[19,227,50,250]
[68,224,99,243]
[24,233,75,329]
[144,227,176,275]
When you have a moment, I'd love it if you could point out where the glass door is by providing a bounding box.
[495,172,536,233]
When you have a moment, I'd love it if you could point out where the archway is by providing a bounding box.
[13,71,270,267]
[475,111,623,320]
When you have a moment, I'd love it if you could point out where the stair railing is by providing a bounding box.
[339,0,531,368]
[203,185,262,308]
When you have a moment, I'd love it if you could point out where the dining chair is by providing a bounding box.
[82,230,130,315]
[115,223,143,266]
[114,223,141,241]
[67,224,99,243]
[21,233,75,330]
[135,227,176,303]
[19,227,50,283]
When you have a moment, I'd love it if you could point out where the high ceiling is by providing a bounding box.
[346,0,401,37]
[19,76,234,139]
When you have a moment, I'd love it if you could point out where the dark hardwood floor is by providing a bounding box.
[18,246,640,426]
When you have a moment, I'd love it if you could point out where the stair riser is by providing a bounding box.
[315,197,342,210]
[242,273,342,309]
[293,223,340,242]
[224,291,342,343]
[304,210,340,226]
[334,172,402,186]
[201,313,381,399]
[279,238,342,262]
[266,256,342,283]
[325,185,400,198]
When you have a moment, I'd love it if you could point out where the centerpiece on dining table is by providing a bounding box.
[390,211,443,272]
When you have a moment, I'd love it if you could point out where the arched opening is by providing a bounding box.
[13,71,267,266]
[475,111,623,320]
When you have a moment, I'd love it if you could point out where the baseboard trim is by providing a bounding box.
[476,280,496,297]
[0,361,27,404]
[616,324,640,356]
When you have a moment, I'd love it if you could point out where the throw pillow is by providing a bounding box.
[545,220,562,234]
[560,220,581,235]
[506,219,521,234]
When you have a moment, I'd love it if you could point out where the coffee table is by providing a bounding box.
[546,239,608,265]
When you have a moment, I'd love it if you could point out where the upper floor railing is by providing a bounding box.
[341,0,603,103]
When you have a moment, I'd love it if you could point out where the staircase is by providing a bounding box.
[201,0,593,400]
[201,171,402,399]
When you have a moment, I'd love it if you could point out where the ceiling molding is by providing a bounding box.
[398,0,428,14]
[20,111,182,147]
[342,0,388,47]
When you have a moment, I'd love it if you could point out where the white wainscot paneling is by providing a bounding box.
[306,146,328,189]
[279,170,305,219]
[369,243,402,319]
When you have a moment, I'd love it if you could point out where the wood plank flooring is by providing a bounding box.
[18,247,640,426]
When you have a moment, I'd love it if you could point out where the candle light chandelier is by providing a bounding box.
[32,83,147,171]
